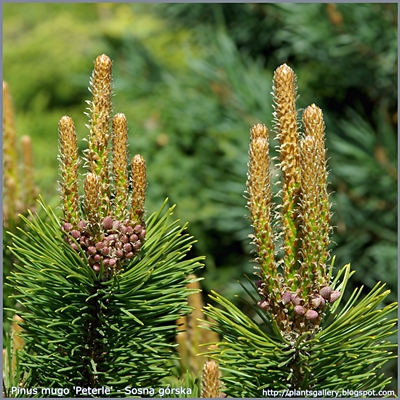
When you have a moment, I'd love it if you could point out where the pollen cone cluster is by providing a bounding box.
[58,54,147,281]
[246,64,337,337]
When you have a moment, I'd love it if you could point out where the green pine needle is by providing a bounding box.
[202,264,397,397]
[5,197,204,396]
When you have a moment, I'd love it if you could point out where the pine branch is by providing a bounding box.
[202,64,397,396]
[5,53,204,395]
[6,198,203,394]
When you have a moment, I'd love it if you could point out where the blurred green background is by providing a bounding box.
[3,2,397,388]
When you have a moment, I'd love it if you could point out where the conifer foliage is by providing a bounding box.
[5,54,203,396]
[202,64,397,397]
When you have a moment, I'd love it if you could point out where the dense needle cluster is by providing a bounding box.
[247,64,339,337]
[58,55,147,280]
